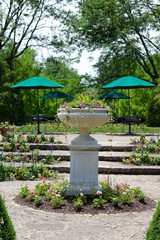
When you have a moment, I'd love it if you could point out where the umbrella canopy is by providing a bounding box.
[102,76,156,134]
[11,76,64,89]
[41,90,73,99]
[102,76,155,89]
[99,91,130,99]
[11,77,65,134]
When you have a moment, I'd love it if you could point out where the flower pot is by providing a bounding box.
[58,108,110,129]
[0,128,14,137]
[58,108,110,145]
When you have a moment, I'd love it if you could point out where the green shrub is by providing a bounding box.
[146,201,160,239]
[0,163,6,181]
[0,195,16,240]
[0,163,16,181]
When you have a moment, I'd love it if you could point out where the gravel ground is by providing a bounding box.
[0,174,160,240]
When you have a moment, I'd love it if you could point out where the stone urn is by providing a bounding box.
[58,108,110,195]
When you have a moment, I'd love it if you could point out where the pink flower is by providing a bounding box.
[92,104,102,108]
[122,192,126,195]
[110,185,114,190]
[29,189,35,194]
[96,190,102,195]
[47,181,52,184]
[41,177,46,183]
[124,180,128,185]
[116,183,124,190]
[105,176,110,182]
[56,192,61,198]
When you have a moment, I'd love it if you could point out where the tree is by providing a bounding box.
[39,57,87,115]
[0,0,66,68]
[41,57,84,93]
[0,0,68,123]
[0,48,40,123]
[60,0,160,83]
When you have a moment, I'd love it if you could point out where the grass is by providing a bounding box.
[15,122,160,135]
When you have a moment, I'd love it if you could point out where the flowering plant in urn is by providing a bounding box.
[60,92,109,110]
[58,92,110,131]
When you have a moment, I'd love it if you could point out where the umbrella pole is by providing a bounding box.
[128,89,131,134]
[37,89,41,134]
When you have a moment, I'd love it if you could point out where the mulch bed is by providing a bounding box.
[14,195,157,215]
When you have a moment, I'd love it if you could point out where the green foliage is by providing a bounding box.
[61,92,108,109]
[40,57,85,114]
[73,193,87,211]
[123,137,160,165]
[59,0,160,123]
[0,162,58,181]
[92,195,106,209]
[123,153,160,165]
[15,163,57,180]
[41,154,59,165]
[19,179,146,211]
[0,50,39,124]
[0,163,16,181]
[51,194,66,208]
[34,196,43,207]
[18,178,146,212]
[147,83,160,127]
[26,134,37,143]
[133,187,145,203]
[146,201,160,240]
[19,185,30,198]
[65,0,160,80]
[0,195,16,239]
[0,163,6,181]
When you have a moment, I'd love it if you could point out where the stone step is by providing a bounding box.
[0,143,134,152]
[2,149,160,175]
[28,143,134,152]
[11,161,160,175]
[1,150,160,162]
[48,161,160,175]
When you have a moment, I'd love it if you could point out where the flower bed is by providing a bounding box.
[14,177,156,214]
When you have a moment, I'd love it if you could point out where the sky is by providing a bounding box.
[71,49,100,77]
[37,47,101,77]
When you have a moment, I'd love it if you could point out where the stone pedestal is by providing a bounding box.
[66,138,101,195]
[57,108,110,196]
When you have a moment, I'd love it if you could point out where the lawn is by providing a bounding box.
[15,122,160,135]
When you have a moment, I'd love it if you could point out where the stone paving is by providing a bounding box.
[0,133,160,240]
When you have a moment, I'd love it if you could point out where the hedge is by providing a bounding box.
[0,195,16,240]
[146,201,160,239]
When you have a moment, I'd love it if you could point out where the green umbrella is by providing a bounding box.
[102,76,156,134]
[41,90,73,99]
[11,76,64,89]
[98,91,130,99]
[11,76,65,133]
[102,76,156,89]
[41,90,73,109]
[99,91,130,117]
